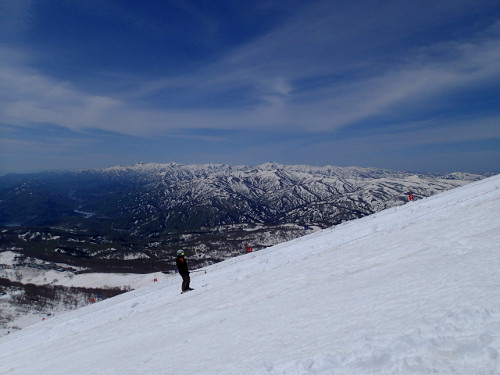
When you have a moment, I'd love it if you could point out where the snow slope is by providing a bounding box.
[0,175,499,375]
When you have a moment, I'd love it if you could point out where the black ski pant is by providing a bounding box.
[180,273,190,292]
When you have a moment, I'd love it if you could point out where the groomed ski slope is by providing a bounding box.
[0,175,499,375]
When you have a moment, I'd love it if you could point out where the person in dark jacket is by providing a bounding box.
[176,250,193,293]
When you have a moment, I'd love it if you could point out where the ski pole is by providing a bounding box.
[191,269,206,274]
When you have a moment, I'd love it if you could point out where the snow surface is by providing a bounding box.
[0,175,499,374]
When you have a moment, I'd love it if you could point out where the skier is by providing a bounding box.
[175,250,193,293]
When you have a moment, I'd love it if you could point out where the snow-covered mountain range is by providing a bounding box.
[0,173,498,374]
[0,162,485,232]
[73,162,488,229]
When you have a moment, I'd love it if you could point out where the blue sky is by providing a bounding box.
[1,0,499,175]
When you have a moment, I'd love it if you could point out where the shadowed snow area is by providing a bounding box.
[0,175,499,374]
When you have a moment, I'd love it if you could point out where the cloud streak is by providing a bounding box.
[2,31,499,136]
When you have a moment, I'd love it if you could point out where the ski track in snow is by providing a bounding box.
[0,175,499,374]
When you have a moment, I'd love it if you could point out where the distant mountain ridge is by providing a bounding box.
[0,162,484,232]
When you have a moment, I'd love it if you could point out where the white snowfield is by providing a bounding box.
[0,175,499,375]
